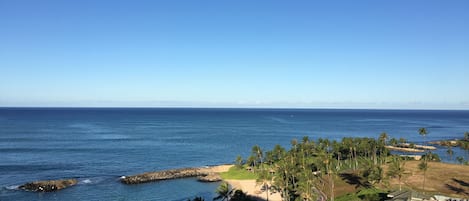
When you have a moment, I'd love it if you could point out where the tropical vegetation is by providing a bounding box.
[189,130,469,201]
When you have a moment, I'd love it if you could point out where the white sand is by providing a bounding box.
[201,164,282,200]
[225,179,282,201]
[198,164,234,174]
[208,164,234,173]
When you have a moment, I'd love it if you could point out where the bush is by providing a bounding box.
[336,188,387,201]
[420,152,440,162]
[356,188,388,201]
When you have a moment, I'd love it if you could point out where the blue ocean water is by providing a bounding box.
[0,108,468,201]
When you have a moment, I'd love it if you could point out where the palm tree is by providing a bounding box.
[251,145,263,168]
[235,155,243,169]
[461,141,469,161]
[389,137,398,146]
[379,133,389,164]
[418,128,429,193]
[456,156,464,165]
[256,169,272,201]
[419,128,428,146]
[188,197,205,201]
[446,146,454,161]
[247,155,256,170]
[398,137,407,145]
[379,132,389,145]
[418,160,428,193]
[214,182,234,201]
[316,144,335,201]
[387,156,406,191]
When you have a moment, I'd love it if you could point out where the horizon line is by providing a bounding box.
[0,106,468,111]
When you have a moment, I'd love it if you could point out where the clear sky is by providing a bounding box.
[0,0,468,109]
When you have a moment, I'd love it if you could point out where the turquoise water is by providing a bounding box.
[1,108,468,200]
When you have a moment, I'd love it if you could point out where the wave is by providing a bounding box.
[4,185,19,190]
[78,179,92,185]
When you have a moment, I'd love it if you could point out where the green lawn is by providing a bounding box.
[220,166,258,180]
[336,188,388,201]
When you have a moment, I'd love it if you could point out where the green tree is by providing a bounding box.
[418,128,429,193]
[379,132,388,146]
[446,146,454,161]
[378,132,389,164]
[235,155,243,169]
[389,138,398,146]
[214,182,234,201]
[272,144,286,162]
[456,156,464,165]
[398,137,407,145]
[418,160,428,193]
[246,155,256,169]
[230,190,255,201]
[315,141,335,201]
[419,128,428,146]
[256,168,272,201]
[251,145,263,169]
[188,197,205,201]
[362,161,383,185]
[461,141,469,161]
[387,156,406,191]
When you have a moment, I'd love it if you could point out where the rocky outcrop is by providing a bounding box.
[120,168,206,184]
[385,145,424,153]
[429,140,460,146]
[19,179,77,192]
[197,173,222,182]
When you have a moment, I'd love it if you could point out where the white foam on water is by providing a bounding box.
[79,179,92,184]
[5,185,19,190]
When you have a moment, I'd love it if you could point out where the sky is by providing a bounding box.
[0,0,468,109]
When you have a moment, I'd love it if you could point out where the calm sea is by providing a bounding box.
[1,108,468,201]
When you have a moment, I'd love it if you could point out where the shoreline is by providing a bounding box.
[11,161,468,199]
[119,164,282,200]
[204,165,282,200]
[120,164,234,184]
[224,179,282,201]
[192,165,282,200]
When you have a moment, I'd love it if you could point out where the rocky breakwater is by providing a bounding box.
[197,172,222,182]
[19,179,78,192]
[121,167,222,184]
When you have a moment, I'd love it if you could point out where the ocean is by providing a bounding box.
[1,108,468,201]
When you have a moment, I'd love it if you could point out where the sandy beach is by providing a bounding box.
[225,179,282,201]
[204,164,282,201]
[202,164,234,173]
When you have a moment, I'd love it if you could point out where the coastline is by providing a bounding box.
[207,165,282,201]
[224,179,282,201]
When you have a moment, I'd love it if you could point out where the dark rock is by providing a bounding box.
[19,179,77,192]
[197,173,222,182]
[121,168,205,184]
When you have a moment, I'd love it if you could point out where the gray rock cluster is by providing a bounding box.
[120,168,207,184]
[19,179,77,192]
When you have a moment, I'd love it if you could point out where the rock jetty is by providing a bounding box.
[385,145,424,153]
[429,140,460,146]
[385,143,436,153]
[19,179,77,192]
[121,168,208,184]
[197,172,222,182]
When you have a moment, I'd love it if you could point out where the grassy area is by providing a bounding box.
[219,166,258,180]
[384,160,469,197]
[220,161,468,199]
[336,188,388,201]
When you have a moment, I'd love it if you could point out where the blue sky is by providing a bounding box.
[0,1,468,109]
